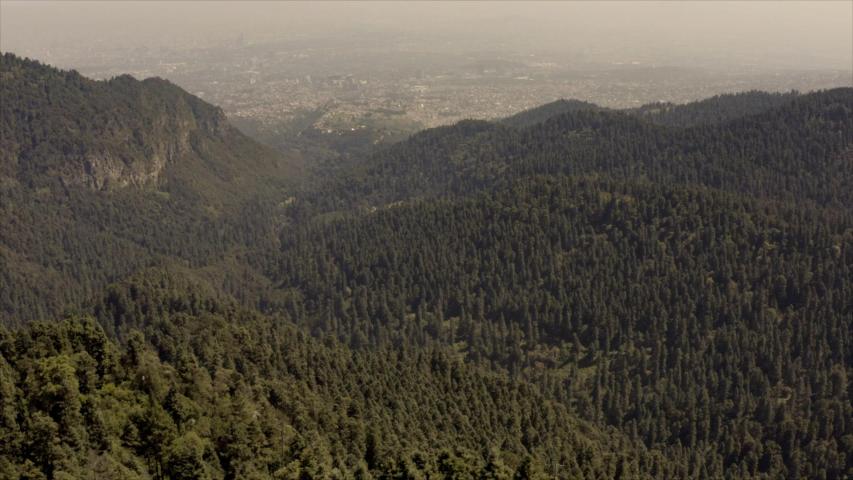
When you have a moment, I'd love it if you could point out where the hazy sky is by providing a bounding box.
[1,1,852,71]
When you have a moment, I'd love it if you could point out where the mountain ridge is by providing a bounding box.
[1,52,301,201]
[299,87,852,214]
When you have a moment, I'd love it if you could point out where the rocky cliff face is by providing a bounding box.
[60,109,230,190]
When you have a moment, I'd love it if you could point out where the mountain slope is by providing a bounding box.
[0,53,301,324]
[272,174,853,479]
[0,53,300,201]
[0,269,666,479]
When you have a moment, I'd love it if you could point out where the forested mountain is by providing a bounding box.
[0,54,301,324]
[0,54,300,197]
[1,55,851,479]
